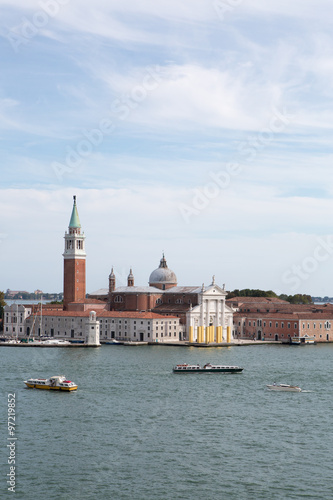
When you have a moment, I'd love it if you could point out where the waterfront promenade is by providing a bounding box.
[0,339,281,347]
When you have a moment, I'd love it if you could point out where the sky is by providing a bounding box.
[1,0,333,297]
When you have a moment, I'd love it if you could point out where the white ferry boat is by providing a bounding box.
[24,375,78,391]
[173,363,243,373]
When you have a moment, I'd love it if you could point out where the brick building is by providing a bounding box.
[230,297,333,342]
[89,256,234,342]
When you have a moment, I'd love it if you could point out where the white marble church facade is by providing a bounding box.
[186,278,234,343]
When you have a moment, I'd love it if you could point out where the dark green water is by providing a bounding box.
[1,344,333,499]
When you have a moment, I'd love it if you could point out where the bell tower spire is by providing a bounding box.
[127,268,134,287]
[63,195,86,310]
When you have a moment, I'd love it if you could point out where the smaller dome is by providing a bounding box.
[149,255,177,286]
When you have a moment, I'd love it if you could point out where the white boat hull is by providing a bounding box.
[267,384,301,392]
[173,364,243,373]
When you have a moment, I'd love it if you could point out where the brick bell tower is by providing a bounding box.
[63,196,86,310]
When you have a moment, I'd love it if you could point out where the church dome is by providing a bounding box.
[149,255,177,288]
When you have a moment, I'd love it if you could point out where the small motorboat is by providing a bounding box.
[24,375,78,391]
[40,339,71,345]
[173,363,243,373]
[290,336,316,345]
[267,384,301,392]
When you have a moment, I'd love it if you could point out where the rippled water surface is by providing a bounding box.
[2,344,333,499]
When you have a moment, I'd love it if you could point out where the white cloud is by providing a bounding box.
[242,0,333,20]
[1,1,333,298]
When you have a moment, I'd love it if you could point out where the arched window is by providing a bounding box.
[114,296,123,303]
[156,298,162,305]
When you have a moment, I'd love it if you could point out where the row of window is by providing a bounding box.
[113,296,191,305]
[246,321,298,329]
[102,331,179,338]
[241,332,328,340]
[5,317,23,323]
[239,320,332,330]
[34,318,180,325]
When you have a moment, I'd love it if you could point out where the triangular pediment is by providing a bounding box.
[202,284,227,296]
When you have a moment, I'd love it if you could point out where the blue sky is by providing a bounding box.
[1,0,333,296]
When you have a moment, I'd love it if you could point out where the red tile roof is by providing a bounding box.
[227,297,288,304]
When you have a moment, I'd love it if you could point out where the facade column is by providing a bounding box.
[189,326,194,343]
[222,296,226,341]
[206,298,209,328]
[227,325,232,343]
[200,296,204,327]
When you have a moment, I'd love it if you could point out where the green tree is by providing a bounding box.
[278,293,313,304]
[226,289,278,299]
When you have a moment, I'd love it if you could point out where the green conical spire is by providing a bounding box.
[69,195,81,228]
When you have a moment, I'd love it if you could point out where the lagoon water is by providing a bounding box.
[2,344,333,499]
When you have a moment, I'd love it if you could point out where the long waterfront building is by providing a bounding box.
[229,297,333,342]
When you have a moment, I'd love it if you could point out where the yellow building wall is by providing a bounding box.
[189,326,193,343]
